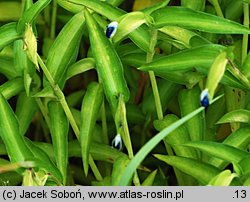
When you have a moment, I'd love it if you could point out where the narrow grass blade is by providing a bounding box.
[154,155,220,185]
[80,82,103,176]
[48,101,69,185]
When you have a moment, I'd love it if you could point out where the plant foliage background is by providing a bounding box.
[1,0,250,186]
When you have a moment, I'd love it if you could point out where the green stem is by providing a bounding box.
[89,155,103,181]
[101,101,109,145]
[37,54,102,180]
[35,98,50,128]
[147,29,163,120]
[50,0,57,39]
[210,0,224,17]
[242,3,249,64]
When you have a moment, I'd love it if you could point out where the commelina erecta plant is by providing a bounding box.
[0,0,250,186]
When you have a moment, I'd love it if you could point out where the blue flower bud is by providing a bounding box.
[106,21,118,38]
[112,134,122,150]
[200,89,209,108]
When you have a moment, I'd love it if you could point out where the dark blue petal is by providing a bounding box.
[106,26,115,38]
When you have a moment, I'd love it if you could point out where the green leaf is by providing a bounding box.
[66,58,95,80]
[117,95,222,185]
[206,51,228,99]
[0,78,24,100]
[142,169,158,186]
[208,170,238,186]
[15,93,38,136]
[0,93,34,163]
[178,86,205,143]
[183,141,250,164]
[113,11,152,43]
[17,0,51,33]
[84,9,129,113]
[111,156,131,185]
[0,56,18,79]
[154,155,220,185]
[154,114,198,159]
[46,11,85,87]
[48,101,69,185]
[217,109,250,124]
[0,22,21,51]
[151,6,250,34]
[57,0,151,52]
[139,44,226,73]
[80,82,103,176]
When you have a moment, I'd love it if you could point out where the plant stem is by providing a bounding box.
[242,3,249,64]
[147,29,163,120]
[101,101,109,145]
[37,54,102,180]
[89,155,103,181]
[210,0,224,17]
[119,98,140,185]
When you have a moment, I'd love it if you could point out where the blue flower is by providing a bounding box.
[106,21,118,38]
[200,89,209,108]
[112,134,122,150]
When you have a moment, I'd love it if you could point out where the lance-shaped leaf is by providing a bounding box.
[154,155,220,185]
[208,170,238,186]
[0,78,24,100]
[15,93,38,136]
[0,22,21,51]
[0,93,34,163]
[151,7,250,34]
[66,58,95,80]
[113,11,153,43]
[206,51,228,99]
[217,109,250,124]
[139,44,226,73]
[48,101,69,185]
[183,141,250,164]
[84,9,129,112]
[46,11,85,87]
[17,0,52,33]
[80,82,103,176]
